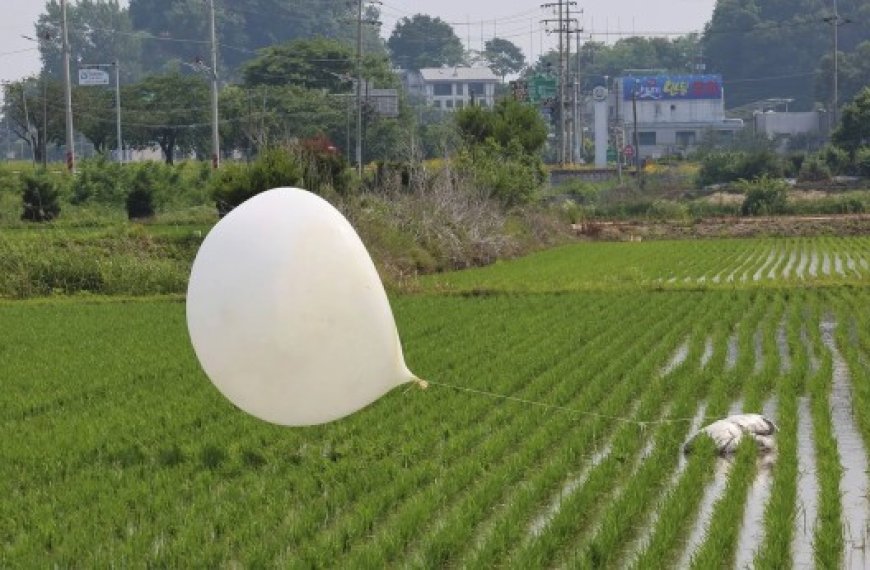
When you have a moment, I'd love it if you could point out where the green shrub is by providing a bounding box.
[71,158,125,206]
[125,165,156,219]
[211,147,303,216]
[457,139,545,207]
[854,147,870,177]
[558,180,601,205]
[697,150,783,186]
[739,176,789,216]
[783,153,805,178]
[20,170,62,222]
[298,135,356,196]
[798,154,831,182]
[820,145,850,175]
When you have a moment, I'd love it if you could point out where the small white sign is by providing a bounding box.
[592,86,608,102]
[78,68,110,86]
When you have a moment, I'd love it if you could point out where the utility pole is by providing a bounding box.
[631,79,643,188]
[824,0,852,129]
[541,1,578,166]
[354,1,381,175]
[61,0,75,172]
[209,0,220,169]
[356,0,363,176]
[833,0,838,127]
[115,61,123,163]
[80,61,123,163]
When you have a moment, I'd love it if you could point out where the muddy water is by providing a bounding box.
[860,257,869,271]
[846,254,859,276]
[820,318,870,569]
[793,397,820,569]
[734,398,779,569]
[528,442,613,536]
[621,403,709,567]
[701,337,714,369]
[754,327,764,375]
[808,251,819,277]
[753,249,777,281]
[801,325,821,374]
[677,457,734,568]
[662,340,690,376]
[822,252,832,276]
[727,333,739,371]
[768,253,785,280]
[777,318,791,374]
[782,250,797,279]
[796,250,809,279]
[834,254,845,277]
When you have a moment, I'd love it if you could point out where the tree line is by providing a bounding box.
[3,0,870,165]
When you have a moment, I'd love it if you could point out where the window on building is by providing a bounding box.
[456,100,464,109]
[433,83,452,96]
[478,100,488,108]
[445,99,454,108]
[467,82,486,96]
[638,132,657,146]
[433,100,441,108]
[676,131,697,146]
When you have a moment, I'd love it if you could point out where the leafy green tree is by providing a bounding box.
[128,0,381,75]
[242,38,354,90]
[123,72,209,164]
[483,38,526,81]
[699,0,870,110]
[453,99,548,206]
[832,87,870,156]
[36,0,144,83]
[387,15,465,69]
[1,78,57,164]
[455,99,547,156]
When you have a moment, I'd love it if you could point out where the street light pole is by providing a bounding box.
[209,0,220,169]
[61,0,75,172]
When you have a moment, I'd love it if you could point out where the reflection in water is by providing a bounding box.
[821,317,870,570]
[734,398,778,569]
[792,397,819,569]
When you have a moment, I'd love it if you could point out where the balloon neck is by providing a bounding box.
[414,378,429,390]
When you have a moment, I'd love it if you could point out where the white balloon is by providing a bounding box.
[186,187,417,426]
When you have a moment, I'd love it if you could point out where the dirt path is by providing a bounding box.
[579,214,870,241]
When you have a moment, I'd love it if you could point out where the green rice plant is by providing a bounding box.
[803,297,845,569]
[344,293,696,568]
[753,295,803,569]
[688,438,760,568]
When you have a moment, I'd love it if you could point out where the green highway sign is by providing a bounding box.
[529,75,557,104]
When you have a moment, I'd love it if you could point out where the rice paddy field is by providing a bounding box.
[2,236,869,568]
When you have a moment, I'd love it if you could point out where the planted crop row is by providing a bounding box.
[420,237,870,293]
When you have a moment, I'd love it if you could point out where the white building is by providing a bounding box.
[612,75,743,158]
[399,67,499,110]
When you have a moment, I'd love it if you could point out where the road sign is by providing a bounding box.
[529,75,557,104]
[78,68,110,86]
[623,144,635,159]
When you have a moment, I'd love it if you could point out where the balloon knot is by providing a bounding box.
[416,378,429,390]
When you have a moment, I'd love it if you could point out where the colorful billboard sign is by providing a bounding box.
[622,75,722,101]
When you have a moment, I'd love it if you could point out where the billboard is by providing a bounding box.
[78,68,110,86]
[622,75,722,101]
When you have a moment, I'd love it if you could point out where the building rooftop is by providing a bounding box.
[418,67,498,82]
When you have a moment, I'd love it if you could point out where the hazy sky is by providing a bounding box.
[1,0,717,88]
